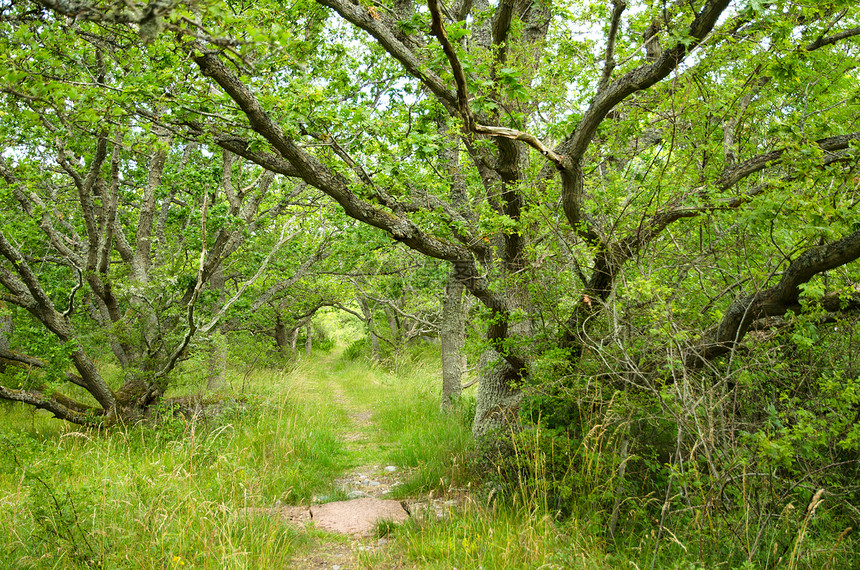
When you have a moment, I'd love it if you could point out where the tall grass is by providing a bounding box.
[8,342,849,569]
[330,351,476,495]
[0,365,346,568]
[361,499,610,569]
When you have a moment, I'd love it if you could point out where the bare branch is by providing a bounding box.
[807,27,860,51]
[201,221,303,334]
[473,124,568,170]
[598,1,627,93]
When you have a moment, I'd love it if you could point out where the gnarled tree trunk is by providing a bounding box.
[473,349,523,440]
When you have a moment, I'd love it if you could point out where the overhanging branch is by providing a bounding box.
[598,0,627,93]
[427,0,569,172]
[687,229,860,367]
[0,384,99,425]
[0,348,88,388]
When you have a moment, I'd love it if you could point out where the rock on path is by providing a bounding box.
[309,498,409,536]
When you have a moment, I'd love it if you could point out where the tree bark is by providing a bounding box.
[473,349,522,440]
[291,326,300,352]
[359,297,380,359]
[274,316,289,354]
[384,305,400,346]
[0,312,11,352]
[207,263,227,390]
[440,273,466,408]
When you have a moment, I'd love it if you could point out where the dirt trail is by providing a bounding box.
[290,354,408,569]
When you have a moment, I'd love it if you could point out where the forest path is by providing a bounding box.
[317,353,408,502]
[288,351,410,569]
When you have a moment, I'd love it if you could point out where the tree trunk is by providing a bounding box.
[206,263,227,390]
[274,317,289,354]
[471,271,533,439]
[440,274,466,408]
[290,326,300,352]
[472,348,523,440]
[384,305,400,345]
[113,374,163,424]
[206,332,227,391]
[305,320,312,355]
[359,297,380,359]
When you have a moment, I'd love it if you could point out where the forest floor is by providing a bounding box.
[272,350,470,569]
[0,346,600,569]
[288,352,408,569]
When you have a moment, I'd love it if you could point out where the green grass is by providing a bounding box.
[0,344,481,568]
[4,343,853,569]
[0,348,616,568]
[359,499,609,569]
[320,351,476,495]
[0,363,348,568]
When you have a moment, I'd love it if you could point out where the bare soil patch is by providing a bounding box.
[310,498,409,536]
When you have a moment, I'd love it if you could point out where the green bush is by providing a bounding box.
[343,337,369,361]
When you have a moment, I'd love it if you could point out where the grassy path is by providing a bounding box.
[285,349,471,502]
[287,352,590,570]
[3,347,564,569]
[276,349,477,568]
[285,352,412,569]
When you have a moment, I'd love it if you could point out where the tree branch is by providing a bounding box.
[563,0,731,162]
[317,0,457,110]
[157,192,210,378]
[716,132,860,191]
[428,0,473,127]
[687,229,860,367]
[598,0,627,93]
[491,0,515,60]
[190,47,493,270]
[133,131,171,280]
[807,27,860,51]
[0,230,67,337]
[201,221,304,334]
[0,384,99,425]
[427,0,568,172]
[0,348,88,389]
[473,124,568,169]
[0,156,86,268]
